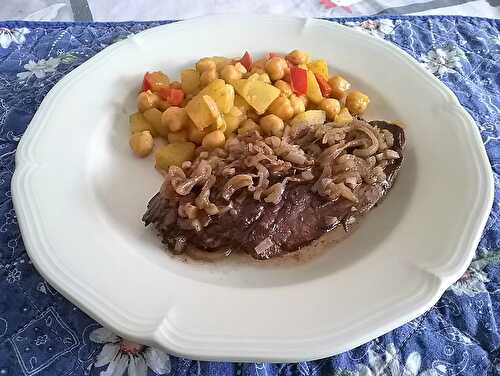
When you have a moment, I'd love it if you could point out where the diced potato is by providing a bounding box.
[199,78,225,94]
[234,94,250,113]
[199,80,234,114]
[306,70,323,104]
[307,60,329,79]
[187,120,207,144]
[233,79,250,98]
[258,73,271,83]
[247,73,260,82]
[143,108,163,134]
[245,80,281,114]
[224,107,246,136]
[199,95,227,132]
[147,71,170,92]
[217,85,235,114]
[334,107,353,125]
[215,116,226,132]
[233,78,280,115]
[289,110,326,127]
[155,142,196,169]
[249,66,266,75]
[181,69,200,94]
[185,94,215,130]
[202,95,220,119]
[167,130,188,143]
[129,112,155,135]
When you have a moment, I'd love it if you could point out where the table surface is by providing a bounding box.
[1,0,500,21]
[0,15,499,376]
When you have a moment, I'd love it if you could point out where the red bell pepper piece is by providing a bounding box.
[158,87,185,106]
[141,72,154,92]
[315,73,332,97]
[289,66,308,95]
[239,51,252,71]
[167,88,185,106]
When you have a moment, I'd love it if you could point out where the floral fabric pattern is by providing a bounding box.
[0,27,30,49]
[0,16,498,376]
[344,19,396,38]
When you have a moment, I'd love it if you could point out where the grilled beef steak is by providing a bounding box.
[143,121,405,260]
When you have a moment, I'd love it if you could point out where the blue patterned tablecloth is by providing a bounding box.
[0,16,499,376]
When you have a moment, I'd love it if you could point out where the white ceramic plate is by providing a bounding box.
[12,15,493,362]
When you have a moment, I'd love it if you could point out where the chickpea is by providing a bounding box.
[129,112,155,135]
[328,76,351,100]
[274,80,292,97]
[335,107,353,125]
[129,131,154,157]
[289,94,305,115]
[202,130,226,149]
[319,98,341,120]
[238,119,260,135]
[268,96,294,120]
[167,129,188,143]
[143,108,163,134]
[346,91,370,115]
[286,49,309,65]
[161,106,188,133]
[200,69,218,87]
[196,57,216,72]
[260,114,284,137]
[220,64,242,83]
[264,57,287,81]
[137,90,160,112]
